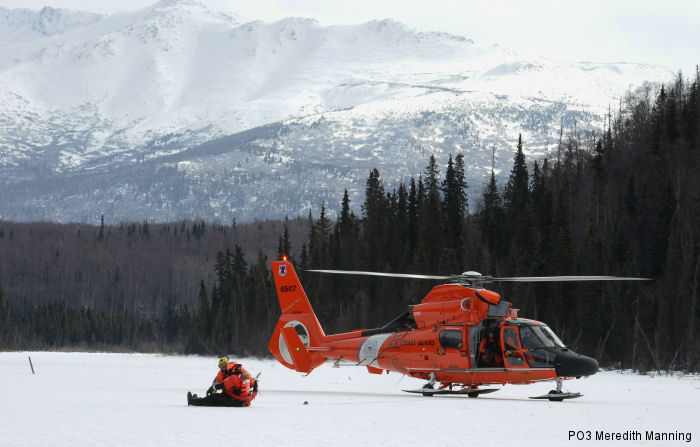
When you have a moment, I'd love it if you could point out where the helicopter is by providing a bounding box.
[268,258,650,401]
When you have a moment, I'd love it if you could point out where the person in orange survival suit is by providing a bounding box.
[504,333,519,353]
[478,330,503,367]
[187,357,258,407]
[211,357,258,404]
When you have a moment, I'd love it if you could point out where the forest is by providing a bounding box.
[0,70,698,372]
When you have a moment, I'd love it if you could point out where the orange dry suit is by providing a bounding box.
[478,334,503,367]
[213,362,258,406]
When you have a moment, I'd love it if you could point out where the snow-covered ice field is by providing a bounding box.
[1,352,697,446]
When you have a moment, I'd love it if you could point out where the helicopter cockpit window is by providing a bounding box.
[519,327,543,349]
[439,329,463,349]
[541,326,565,348]
[523,347,556,367]
[519,325,565,349]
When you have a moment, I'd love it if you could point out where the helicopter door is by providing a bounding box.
[501,326,526,368]
[437,326,469,370]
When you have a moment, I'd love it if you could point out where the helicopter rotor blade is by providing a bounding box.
[490,275,652,282]
[306,269,452,280]
[306,270,652,284]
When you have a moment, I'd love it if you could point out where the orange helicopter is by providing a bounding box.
[268,258,649,401]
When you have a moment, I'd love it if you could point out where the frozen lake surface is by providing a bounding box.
[1,352,697,446]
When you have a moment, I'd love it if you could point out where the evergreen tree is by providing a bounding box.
[277,216,292,260]
[480,170,503,272]
[361,168,388,270]
[311,204,332,268]
[414,156,445,272]
[333,190,360,270]
[407,177,419,257]
[651,85,667,154]
[395,182,410,269]
[442,154,468,268]
[196,280,210,341]
[504,134,530,218]
[503,135,536,274]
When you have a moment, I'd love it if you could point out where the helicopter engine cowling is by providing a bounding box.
[411,284,494,326]
[412,300,469,327]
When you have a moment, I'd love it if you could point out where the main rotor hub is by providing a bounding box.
[452,271,493,286]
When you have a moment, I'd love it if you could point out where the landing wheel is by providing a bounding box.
[549,378,565,401]
[529,378,582,401]
[548,390,565,402]
[421,373,436,397]
[467,391,480,398]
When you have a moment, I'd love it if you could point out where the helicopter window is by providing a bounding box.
[502,328,525,367]
[439,329,463,349]
[519,326,566,349]
[519,327,540,349]
[541,326,566,348]
[519,327,548,349]
[503,328,520,351]
[523,348,556,368]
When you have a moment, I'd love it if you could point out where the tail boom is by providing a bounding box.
[269,260,399,374]
[268,261,327,373]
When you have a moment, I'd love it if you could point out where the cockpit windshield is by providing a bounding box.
[519,325,566,349]
[541,326,565,347]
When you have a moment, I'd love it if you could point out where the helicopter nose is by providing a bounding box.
[554,350,599,377]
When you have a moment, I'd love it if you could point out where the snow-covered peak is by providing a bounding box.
[265,16,321,42]
[143,0,244,28]
[359,18,471,45]
[484,60,548,76]
[0,6,102,46]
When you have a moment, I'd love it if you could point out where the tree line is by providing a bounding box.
[1,70,698,371]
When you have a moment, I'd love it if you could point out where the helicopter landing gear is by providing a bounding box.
[404,386,499,397]
[529,378,583,401]
[404,378,499,397]
[421,373,436,396]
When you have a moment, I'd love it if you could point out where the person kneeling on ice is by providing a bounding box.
[187,357,258,407]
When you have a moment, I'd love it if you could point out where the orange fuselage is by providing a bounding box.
[269,261,560,387]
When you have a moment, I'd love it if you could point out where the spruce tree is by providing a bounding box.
[333,190,360,270]
[414,156,445,273]
[277,216,292,260]
[504,134,530,217]
[480,170,503,272]
[442,154,468,268]
[196,280,210,341]
[503,135,536,274]
[361,168,387,270]
[407,177,419,257]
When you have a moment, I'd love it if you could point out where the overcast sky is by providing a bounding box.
[0,0,697,76]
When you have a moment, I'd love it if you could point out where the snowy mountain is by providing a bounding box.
[0,0,674,223]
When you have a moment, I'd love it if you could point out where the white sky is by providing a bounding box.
[0,0,697,76]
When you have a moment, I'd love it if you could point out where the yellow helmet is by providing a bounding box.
[218,357,228,370]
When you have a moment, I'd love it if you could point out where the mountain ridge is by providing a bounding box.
[0,0,675,223]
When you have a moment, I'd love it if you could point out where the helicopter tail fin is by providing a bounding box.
[268,260,326,373]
